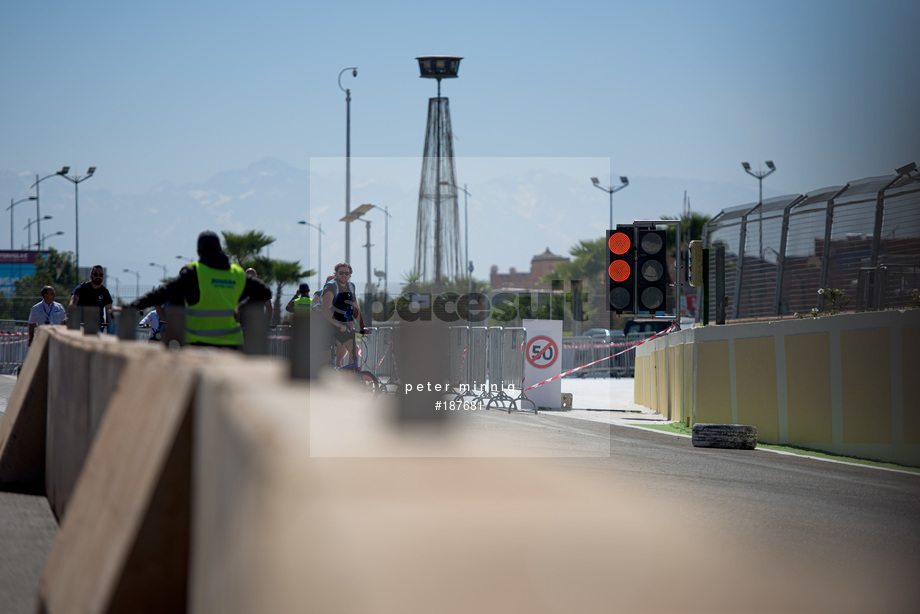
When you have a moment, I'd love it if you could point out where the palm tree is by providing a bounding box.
[221,230,276,266]
[660,212,711,256]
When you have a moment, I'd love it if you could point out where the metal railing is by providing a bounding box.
[0,320,29,374]
[703,169,920,320]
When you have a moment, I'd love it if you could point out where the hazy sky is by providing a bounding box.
[2,0,918,294]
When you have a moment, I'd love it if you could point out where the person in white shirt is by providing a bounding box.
[28,285,67,346]
[139,307,164,341]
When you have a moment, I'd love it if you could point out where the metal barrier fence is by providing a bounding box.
[362,326,399,391]
[1,317,653,381]
[703,169,920,320]
[0,320,29,374]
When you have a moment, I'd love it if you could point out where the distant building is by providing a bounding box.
[490,247,569,291]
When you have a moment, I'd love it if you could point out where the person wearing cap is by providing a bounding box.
[128,230,272,348]
[285,282,313,315]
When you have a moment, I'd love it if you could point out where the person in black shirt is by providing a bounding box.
[69,265,114,330]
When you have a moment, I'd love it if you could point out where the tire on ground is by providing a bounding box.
[691,423,757,450]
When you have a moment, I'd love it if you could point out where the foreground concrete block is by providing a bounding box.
[0,327,51,494]
[39,355,196,614]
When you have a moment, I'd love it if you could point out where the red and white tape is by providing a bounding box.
[522,324,675,392]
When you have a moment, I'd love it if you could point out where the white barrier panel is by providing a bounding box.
[522,319,562,410]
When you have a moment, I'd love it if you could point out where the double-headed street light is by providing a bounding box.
[742,160,776,259]
[7,196,36,249]
[56,166,96,274]
[31,167,71,250]
[742,160,776,205]
[591,175,629,230]
[25,215,53,249]
[298,220,326,285]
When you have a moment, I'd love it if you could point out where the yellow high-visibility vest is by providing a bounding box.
[293,296,312,314]
[186,262,246,346]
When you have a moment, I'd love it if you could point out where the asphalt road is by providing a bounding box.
[451,408,920,612]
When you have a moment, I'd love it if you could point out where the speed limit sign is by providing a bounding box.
[526,335,558,369]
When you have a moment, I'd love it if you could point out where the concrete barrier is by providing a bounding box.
[0,325,908,612]
[0,329,50,493]
[45,329,164,519]
[40,353,196,613]
[635,309,920,466]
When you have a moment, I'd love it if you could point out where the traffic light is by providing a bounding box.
[635,227,668,313]
[606,226,636,313]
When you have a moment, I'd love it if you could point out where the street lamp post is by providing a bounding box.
[363,220,373,301]
[341,203,392,326]
[56,166,96,274]
[31,167,72,250]
[742,160,776,259]
[298,221,326,285]
[25,215,53,249]
[342,203,391,293]
[7,197,36,249]
[381,205,390,296]
[123,268,140,300]
[367,205,391,295]
[339,66,358,263]
[149,262,168,282]
[591,175,629,230]
[37,230,64,249]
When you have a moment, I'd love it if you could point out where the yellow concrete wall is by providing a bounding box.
[695,340,731,424]
[904,326,920,445]
[656,347,667,417]
[634,310,920,467]
[682,343,693,426]
[841,328,891,445]
[634,355,648,406]
[786,333,832,444]
[668,345,678,423]
[734,337,778,444]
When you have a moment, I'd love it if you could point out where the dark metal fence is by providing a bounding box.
[703,169,920,320]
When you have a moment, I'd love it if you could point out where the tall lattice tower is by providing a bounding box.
[414,55,463,285]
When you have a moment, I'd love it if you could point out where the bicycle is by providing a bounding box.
[331,327,380,394]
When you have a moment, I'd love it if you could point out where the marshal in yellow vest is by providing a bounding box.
[186,262,246,346]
